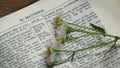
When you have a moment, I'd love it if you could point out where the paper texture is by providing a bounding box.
[89,0,120,36]
[114,0,120,9]
[0,0,120,68]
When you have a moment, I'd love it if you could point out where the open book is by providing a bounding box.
[0,0,120,68]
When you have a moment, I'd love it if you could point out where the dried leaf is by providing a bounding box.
[90,23,106,34]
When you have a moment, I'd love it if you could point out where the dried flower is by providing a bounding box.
[55,24,67,39]
[56,36,61,46]
[54,36,62,50]
[55,16,61,28]
[44,13,120,67]
[46,41,54,66]
[54,16,68,47]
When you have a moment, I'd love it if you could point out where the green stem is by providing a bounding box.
[64,34,95,43]
[103,34,120,39]
[103,37,118,58]
[52,53,73,65]
[71,52,75,62]
[73,29,120,39]
[67,22,120,39]
[53,40,115,52]
[68,22,95,31]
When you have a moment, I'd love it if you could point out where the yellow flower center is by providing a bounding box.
[55,16,61,28]
[47,46,51,58]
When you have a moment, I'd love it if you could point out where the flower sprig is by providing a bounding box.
[45,16,120,68]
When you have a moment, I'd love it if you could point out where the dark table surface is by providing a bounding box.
[0,0,38,17]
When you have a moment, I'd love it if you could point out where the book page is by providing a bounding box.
[113,0,120,10]
[0,0,120,68]
[89,0,120,36]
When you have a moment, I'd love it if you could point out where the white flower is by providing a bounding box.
[46,41,54,65]
[54,36,62,49]
[55,24,67,39]
[54,16,68,43]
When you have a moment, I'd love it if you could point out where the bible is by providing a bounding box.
[0,0,120,68]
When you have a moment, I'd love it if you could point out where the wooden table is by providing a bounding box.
[0,0,38,17]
